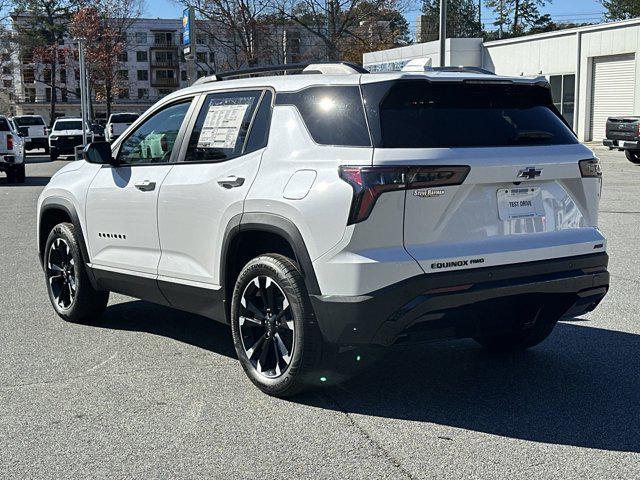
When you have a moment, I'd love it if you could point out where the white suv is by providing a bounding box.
[36,63,610,396]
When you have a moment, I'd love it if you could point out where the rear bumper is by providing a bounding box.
[0,154,16,166]
[603,139,639,150]
[310,253,609,346]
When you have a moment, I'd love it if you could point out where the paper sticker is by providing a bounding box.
[197,98,252,150]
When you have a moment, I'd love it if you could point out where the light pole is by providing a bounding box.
[76,37,89,147]
[439,0,447,67]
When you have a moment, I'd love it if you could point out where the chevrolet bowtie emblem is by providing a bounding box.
[517,167,543,180]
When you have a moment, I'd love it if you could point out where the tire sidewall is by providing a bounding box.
[230,256,309,395]
[44,223,86,320]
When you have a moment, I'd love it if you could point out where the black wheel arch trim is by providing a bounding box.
[39,196,96,286]
[221,212,321,296]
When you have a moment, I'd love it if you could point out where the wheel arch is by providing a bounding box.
[39,197,91,270]
[221,212,321,319]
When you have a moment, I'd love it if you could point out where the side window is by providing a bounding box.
[275,86,371,147]
[244,90,273,153]
[185,90,262,162]
[117,101,191,165]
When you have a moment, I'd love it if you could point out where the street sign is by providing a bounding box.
[182,7,195,59]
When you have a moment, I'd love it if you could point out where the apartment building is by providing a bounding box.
[7,16,316,123]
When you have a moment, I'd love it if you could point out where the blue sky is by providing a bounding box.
[149,0,608,34]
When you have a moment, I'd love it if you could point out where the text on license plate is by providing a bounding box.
[497,187,544,221]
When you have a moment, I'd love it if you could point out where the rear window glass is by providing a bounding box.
[0,118,10,131]
[275,86,370,147]
[14,116,45,126]
[54,120,83,131]
[365,81,578,148]
[111,113,139,123]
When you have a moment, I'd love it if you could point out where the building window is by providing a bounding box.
[118,88,130,99]
[45,87,52,101]
[135,32,147,44]
[61,88,68,102]
[137,69,149,81]
[196,52,207,63]
[158,88,173,97]
[117,69,129,80]
[154,32,174,46]
[550,74,576,129]
[2,66,12,75]
[117,51,128,62]
[24,87,36,102]
[137,88,149,99]
[3,79,11,88]
[136,51,148,62]
[180,70,187,82]
[23,67,35,83]
[60,69,67,84]
[43,68,52,84]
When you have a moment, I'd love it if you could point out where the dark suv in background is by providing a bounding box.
[603,116,640,163]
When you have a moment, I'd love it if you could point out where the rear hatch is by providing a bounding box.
[361,78,605,274]
[606,116,639,141]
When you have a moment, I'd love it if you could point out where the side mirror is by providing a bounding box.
[83,141,117,165]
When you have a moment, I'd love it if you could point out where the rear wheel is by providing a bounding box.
[625,150,640,164]
[230,254,323,397]
[44,222,109,323]
[5,167,16,183]
[474,319,558,353]
[50,149,58,162]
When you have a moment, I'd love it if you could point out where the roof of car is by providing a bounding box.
[163,68,548,105]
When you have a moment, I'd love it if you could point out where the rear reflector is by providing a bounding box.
[339,165,470,224]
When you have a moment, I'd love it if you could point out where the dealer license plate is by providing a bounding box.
[497,187,544,221]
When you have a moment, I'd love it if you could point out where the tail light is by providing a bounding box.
[44,126,49,135]
[109,124,114,134]
[339,165,470,224]
[7,134,13,150]
[579,159,602,178]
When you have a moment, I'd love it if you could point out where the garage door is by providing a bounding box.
[590,54,636,141]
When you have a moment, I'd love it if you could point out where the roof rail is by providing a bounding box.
[192,62,368,86]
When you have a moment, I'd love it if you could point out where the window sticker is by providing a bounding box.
[197,97,254,150]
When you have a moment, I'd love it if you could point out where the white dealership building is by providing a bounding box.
[363,17,640,142]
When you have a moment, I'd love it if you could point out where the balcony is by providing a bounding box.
[151,39,178,49]
[151,58,179,68]
[151,77,179,87]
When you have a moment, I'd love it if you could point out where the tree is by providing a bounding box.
[12,0,81,120]
[69,0,143,119]
[420,0,481,42]
[485,0,551,38]
[273,0,409,61]
[601,0,640,21]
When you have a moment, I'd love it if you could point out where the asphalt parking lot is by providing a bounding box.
[1,148,639,479]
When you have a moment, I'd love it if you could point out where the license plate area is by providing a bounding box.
[497,187,544,221]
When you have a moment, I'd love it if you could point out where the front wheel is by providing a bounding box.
[230,254,323,397]
[44,222,109,323]
[625,150,640,164]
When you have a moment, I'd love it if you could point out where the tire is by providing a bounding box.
[50,149,58,162]
[474,319,558,353]
[15,164,25,183]
[5,167,16,183]
[44,145,50,154]
[625,150,640,164]
[44,222,109,323]
[230,254,323,397]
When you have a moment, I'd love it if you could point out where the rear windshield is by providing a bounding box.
[111,113,139,123]
[364,80,578,148]
[13,116,45,126]
[0,118,10,131]
[54,120,83,131]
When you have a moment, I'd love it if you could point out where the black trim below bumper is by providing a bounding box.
[310,253,609,346]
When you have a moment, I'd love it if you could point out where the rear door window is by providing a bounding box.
[363,80,578,148]
[184,90,262,162]
[275,86,371,147]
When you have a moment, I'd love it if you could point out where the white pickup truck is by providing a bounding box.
[0,115,26,183]
[105,112,139,143]
[12,115,49,152]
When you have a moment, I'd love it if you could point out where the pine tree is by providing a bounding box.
[602,0,640,21]
[420,0,482,42]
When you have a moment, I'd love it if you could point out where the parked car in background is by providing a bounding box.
[0,115,26,183]
[603,116,640,163]
[12,115,49,153]
[91,123,106,142]
[105,113,139,143]
[48,118,91,161]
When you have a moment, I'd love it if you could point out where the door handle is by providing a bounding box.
[217,175,245,189]
[134,180,156,191]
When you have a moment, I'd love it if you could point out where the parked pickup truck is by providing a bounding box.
[603,116,640,163]
[0,115,26,183]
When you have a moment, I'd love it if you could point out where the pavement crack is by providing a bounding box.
[322,391,415,479]
[600,210,640,215]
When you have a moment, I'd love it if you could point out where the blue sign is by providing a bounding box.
[182,8,192,46]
